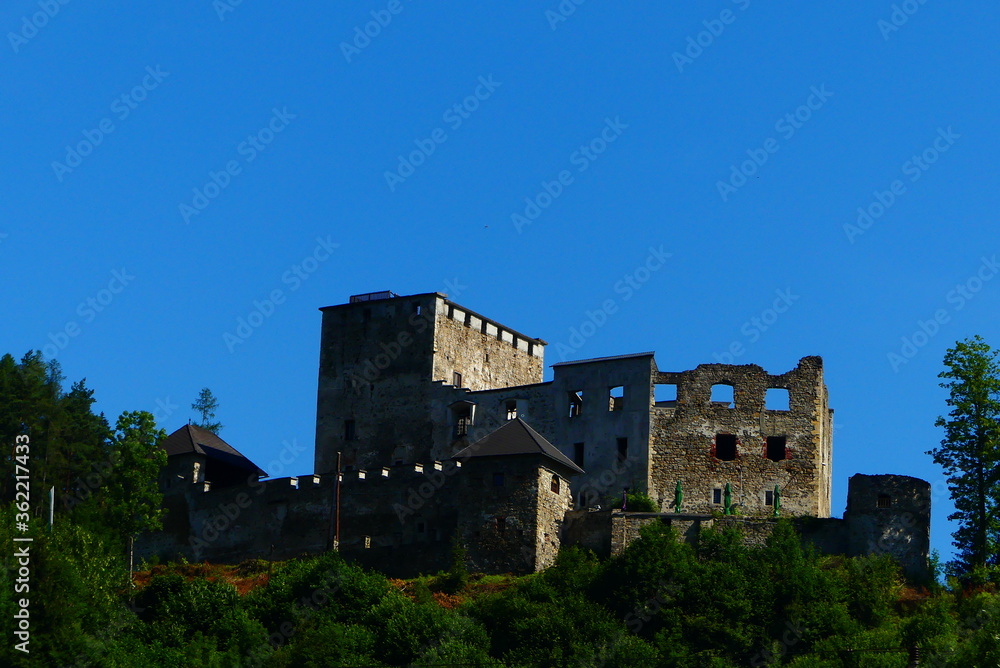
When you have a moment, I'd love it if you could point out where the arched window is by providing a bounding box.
[551,474,560,494]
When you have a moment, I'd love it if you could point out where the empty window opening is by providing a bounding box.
[505,399,518,421]
[766,388,790,411]
[609,386,624,411]
[713,488,723,505]
[655,383,678,407]
[568,391,583,418]
[495,516,506,535]
[412,302,421,315]
[877,494,892,509]
[573,442,585,468]
[343,419,356,441]
[715,433,737,461]
[452,371,463,387]
[485,352,490,364]
[364,535,371,549]
[616,437,628,463]
[711,384,735,408]
[765,490,774,506]
[551,474,560,494]
[766,436,787,462]
[493,472,505,487]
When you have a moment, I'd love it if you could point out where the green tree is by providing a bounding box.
[192,387,223,433]
[105,411,167,572]
[929,336,1000,575]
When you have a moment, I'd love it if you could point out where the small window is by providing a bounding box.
[609,386,624,411]
[713,488,722,505]
[766,388,790,411]
[343,419,356,441]
[877,494,892,509]
[453,372,463,387]
[573,442,585,468]
[453,406,471,437]
[568,391,583,418]
[412,302,421,315]
[711,384,734,408]
[654,383,677,407]
[551,474,560,494]
[765,490,774,506]
[493,472,505,487]
[495,516,506,535]
[485,352,490,364]
[766,436,787,462]
[364,535,371,549]
[715,434,737,461]
[616,437,628,462]
[505,399,517,421]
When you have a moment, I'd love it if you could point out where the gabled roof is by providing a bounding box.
[551,351,655,367]
[452,418,584,475]
[161,424,267,477]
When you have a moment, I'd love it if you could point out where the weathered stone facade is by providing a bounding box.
[137,290,929,580]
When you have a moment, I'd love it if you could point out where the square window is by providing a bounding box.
[877,494,892,508]
[715,434,737,460]
[711,384,734,408]
[766,436,787,462]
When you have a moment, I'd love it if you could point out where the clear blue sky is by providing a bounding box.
[3,2,998,565]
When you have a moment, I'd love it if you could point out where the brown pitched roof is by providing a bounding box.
[161,424,267,477]
[452,418,584,475]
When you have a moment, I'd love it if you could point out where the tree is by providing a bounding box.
[105,411,167,572]
[928,336,1000,575]
[191,387,223,433]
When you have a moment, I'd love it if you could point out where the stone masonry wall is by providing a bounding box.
[648,356,832,518]
[431,297,544,392]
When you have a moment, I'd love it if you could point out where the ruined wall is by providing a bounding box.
[534,464,576,570]
[649,356,832,518]
[431,296,544,392]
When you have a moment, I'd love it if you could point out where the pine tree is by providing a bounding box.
[928,336,1000,574]
[191,387,223,433]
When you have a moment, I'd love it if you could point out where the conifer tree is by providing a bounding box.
[191,387,223,433]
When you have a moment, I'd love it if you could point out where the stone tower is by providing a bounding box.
[314,291,546,475]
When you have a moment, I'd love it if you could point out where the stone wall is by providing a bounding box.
[431,296,544,392]
[648,356,833,518]
[845,474,931,580]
